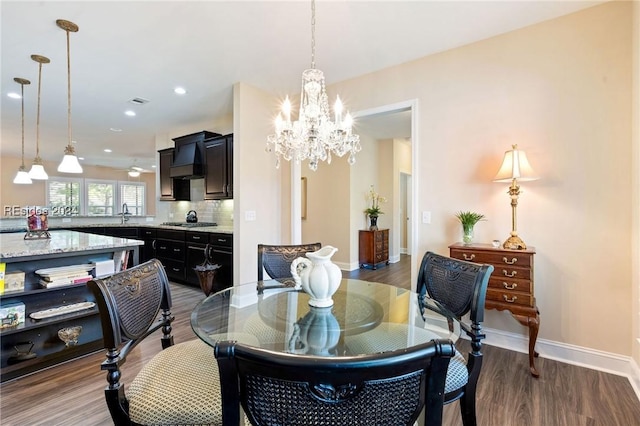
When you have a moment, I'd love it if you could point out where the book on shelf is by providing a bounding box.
[39,274,92,288]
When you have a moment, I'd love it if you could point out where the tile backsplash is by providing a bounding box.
[156,179,234,226]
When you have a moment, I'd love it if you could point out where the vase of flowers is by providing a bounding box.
[455,211,486,245]
[364,185,386,231]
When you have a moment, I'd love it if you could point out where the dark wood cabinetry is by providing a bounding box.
[204,134,233,200]
[158,148,190,201]
[139,228,157,263]
[358,229,389,269]
[449,242,540,377]
[155,229,186,282]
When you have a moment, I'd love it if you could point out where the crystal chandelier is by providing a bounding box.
[266,0,360,171]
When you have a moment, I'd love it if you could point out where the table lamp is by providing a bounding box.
[493,144,538,250]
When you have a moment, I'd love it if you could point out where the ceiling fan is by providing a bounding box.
[117,160,154,177]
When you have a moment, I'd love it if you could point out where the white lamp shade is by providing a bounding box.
[28,163,49,180]
[13,169,32,184]
[493,146,538,182]
[58,154,83,173]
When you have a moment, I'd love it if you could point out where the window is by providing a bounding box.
[119,182,145,215]
[47,177,82,216]
[46,178,145,216]
[86,180,115,216]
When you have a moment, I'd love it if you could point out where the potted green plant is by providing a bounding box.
[455,211,486,245]
[364,186,386,230]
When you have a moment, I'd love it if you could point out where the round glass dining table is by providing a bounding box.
[191,278,459,357]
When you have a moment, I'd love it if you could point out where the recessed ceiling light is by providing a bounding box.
[125,110,136,117]
[7,92,21,99]
[174,87,187,95]
[78,157,84,161]
[104,148,112,153]
[109,127,122,132]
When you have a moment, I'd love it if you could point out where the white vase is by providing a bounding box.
[291,245,342,307]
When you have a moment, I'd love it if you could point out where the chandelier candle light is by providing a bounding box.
[57,19,83,174]
[28,55,50,180]
[493,144,538,250]
[266,0,361,171]
[13,77,32,184]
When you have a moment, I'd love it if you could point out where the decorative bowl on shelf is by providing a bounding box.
[58,325,82,347]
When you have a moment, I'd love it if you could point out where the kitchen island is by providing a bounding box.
[0,230,143,382]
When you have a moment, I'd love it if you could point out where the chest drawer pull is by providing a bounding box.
[503,295,518,303]
[462,253,475,261]
[502,270,517,278]
[503,257,517,265]
[503,282,517,290]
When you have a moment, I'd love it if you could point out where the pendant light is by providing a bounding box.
[28,55,50,180]
[13,77,33,184]
[56,19,83,174]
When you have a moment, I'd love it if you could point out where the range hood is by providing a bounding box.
[170,130,220,179]
[170,141,203,179]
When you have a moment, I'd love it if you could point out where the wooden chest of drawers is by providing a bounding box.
[449,242,540,377]
[359,229,389,270]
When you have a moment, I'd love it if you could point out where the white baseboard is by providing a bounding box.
[484,326,640,402]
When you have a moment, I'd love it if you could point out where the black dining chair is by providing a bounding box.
[215,338,455,426]
[88,259,223,425]
[257,242,322,282]
[417,251,493,426]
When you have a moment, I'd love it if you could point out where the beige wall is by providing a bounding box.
[307,2,633,354]
[632,0,640,368]
[1,156,156,216]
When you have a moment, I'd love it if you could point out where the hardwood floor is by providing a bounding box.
[2,264,639,425]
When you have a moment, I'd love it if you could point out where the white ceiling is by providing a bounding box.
[1,1,603,172]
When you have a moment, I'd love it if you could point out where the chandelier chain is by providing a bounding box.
[66,29,72,147]
[20,82,26,166]
[311,0,316,69]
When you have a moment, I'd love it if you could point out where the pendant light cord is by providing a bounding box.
[66,29,72,147]
[20,83,25,167]
[36,62,42,158]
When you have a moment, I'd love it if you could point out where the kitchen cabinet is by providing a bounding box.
[207,233,233,292]
[204,134,233,200]
[158,148,190,201]
[139,228,157,263]
[0,231,142,382]
[155,229,186,282]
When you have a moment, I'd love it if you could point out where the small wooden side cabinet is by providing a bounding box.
[359,229,389,270]
[449,242,541,377]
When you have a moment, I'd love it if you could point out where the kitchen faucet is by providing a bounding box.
[121,203,132,224]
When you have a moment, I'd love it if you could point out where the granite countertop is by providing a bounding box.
[0,222,234,235]
[0,230,144,260]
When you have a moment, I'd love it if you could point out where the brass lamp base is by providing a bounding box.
[503,233,527,250]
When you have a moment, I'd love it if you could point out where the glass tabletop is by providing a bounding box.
[191,278,459,357]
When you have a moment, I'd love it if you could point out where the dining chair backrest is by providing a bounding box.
[215,339,455,426]
[88,259,223,425]
[257,242,322,281]
[416,251,493,426]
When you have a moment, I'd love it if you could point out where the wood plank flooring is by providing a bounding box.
[1,257,638,425]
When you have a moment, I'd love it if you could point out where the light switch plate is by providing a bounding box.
[245,210,256,221]
[422,211,431,224]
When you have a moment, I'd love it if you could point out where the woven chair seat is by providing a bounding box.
[128,339,222,425]
[345,322,468,394]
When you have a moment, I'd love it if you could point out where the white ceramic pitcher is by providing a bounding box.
[290,245,341,307]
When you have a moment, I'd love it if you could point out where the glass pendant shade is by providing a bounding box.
[28,161,49,180]
[14,167,33,184]
[12,77,32,184]
[58,145,83,173]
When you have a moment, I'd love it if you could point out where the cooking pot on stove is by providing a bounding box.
[186,210,198,223]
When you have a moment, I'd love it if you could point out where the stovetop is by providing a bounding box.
[161,222,218,228]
